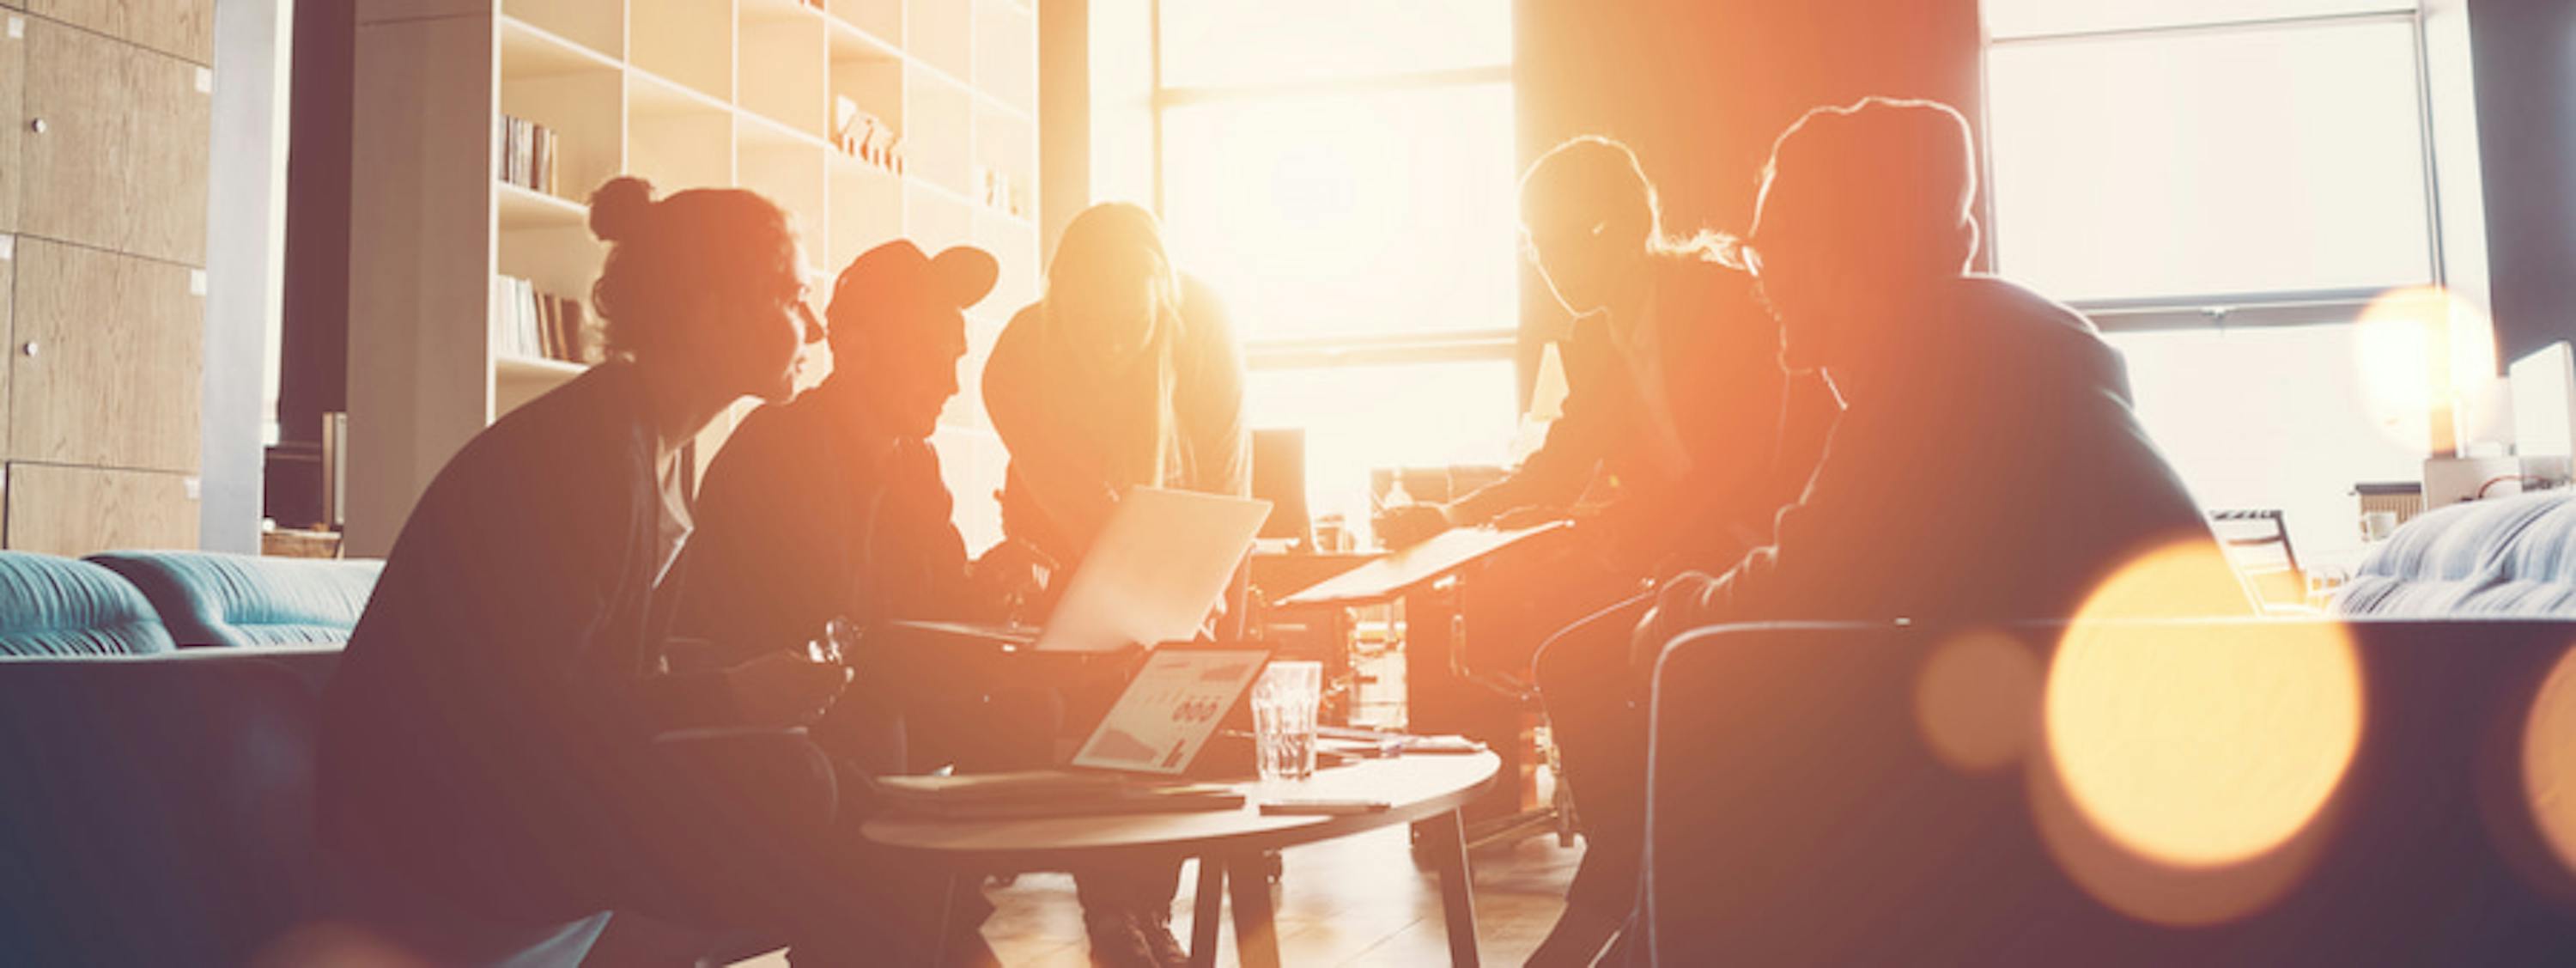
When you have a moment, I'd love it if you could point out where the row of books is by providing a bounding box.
[498,114,559,195]
[492,275,603,366]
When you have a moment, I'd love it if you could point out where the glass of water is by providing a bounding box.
[1252,661,1323,783]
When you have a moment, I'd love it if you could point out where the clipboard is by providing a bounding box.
[1276,521,1571,607]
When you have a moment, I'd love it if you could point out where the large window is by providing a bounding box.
[1983,0,2477,561]
[1093,0,1519,533]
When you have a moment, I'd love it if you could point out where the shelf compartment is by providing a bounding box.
[628,70,736,191]
[828,29,905,167]
[972,0,1035,115]
[904,179,973,254]
[497,36,623,205]
[971,100,1035,222]
[737,116,831,267]
[905,0,973,82]
[828,0,902,52]
[902,64,974,195]
[500,0,622,61]
[739,3,829,142]
[828,151,905,275]
[632,0,734,105]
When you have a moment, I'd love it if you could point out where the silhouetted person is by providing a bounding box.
[319,178,951,966]
[1527,99,2237,966]
[980,202,1246,965]
[1377,136,1830,576]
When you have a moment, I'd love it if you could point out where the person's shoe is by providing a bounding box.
[1085,910,1158,968]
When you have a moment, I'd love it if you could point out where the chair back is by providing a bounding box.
[1645,618,2576,965]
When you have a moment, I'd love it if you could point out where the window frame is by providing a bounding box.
[1980,3,2446,332]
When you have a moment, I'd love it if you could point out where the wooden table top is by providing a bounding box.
[863,752,1501,868]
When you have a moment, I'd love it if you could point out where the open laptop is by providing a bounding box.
[891,486,1273,653]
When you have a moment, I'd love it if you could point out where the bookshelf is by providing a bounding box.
[349,0,1040,557]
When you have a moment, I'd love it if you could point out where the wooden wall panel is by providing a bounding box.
[6,462,197,554]
[10,238,201,472]
[27,0,213,64]
[0,13,21,234]
[0,242,13,456]
[17,16,208,265]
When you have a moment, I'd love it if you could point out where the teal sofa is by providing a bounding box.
[0,550,614,967]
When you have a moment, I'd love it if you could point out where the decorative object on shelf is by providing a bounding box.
[833,97,904,174]
[977,164,1027,218]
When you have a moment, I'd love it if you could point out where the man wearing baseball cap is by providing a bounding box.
[673,238,1038,963]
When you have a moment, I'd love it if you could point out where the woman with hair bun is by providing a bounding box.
[321,179,950,964]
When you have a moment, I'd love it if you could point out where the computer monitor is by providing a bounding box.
[1252,428,1315,546]
[2510,342,2576,482]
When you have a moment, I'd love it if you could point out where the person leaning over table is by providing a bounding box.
[318,177,959,966]
[1375,136,1833,575]
[979,201,1249,967]
[1524,98,2247,967]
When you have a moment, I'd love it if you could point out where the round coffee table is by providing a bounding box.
[864,752,1502,967]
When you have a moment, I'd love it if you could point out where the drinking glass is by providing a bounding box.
[1252,661,1323,783]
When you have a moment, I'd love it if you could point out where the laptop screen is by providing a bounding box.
[1071,648,1270,775]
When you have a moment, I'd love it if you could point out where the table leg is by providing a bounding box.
[1191,856,1225,968]
[1424,809,1481,966]
[1225,850,1282,968]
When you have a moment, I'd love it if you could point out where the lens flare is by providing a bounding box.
[1914,629,2043,774]
[2526,645,2576,879]
[2047,546,2360,866]
[2036,542,2364,925]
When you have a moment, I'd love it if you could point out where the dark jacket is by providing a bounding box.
[672,389,987,658]
[319,362,736,916]
[1648,277,2233,636]
[1455,254,1836,575]
[984,276,1249,567]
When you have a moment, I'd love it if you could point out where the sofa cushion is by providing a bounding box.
[0,551,176,656]
[2335,492,2576,617]
[88,551,381,648]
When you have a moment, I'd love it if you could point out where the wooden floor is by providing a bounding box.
[735,826,1583,966]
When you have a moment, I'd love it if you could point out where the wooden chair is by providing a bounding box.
[2208,509,2307,612]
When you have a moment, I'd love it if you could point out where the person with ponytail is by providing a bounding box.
[321,178,955,965]
[979,202,1246,966]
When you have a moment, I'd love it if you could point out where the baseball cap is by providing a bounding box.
[827,239,1000,335]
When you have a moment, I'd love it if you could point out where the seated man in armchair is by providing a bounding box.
[1527,97,2245,965]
